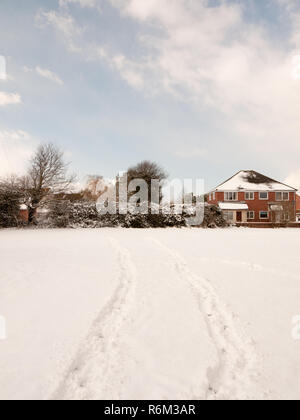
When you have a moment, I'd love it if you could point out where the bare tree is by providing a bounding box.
[127,160,168,202]
[26,143,75,223]
[82,175,109,201]
[127,161,168,184]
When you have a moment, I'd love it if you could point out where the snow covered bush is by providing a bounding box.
[202,204,227,228]
[43,200,226,229]
[122,212,186,228]
[68,201,99,228]
[0,186,22,228]
[47,199,72,228]
[46,200,99,228]
[46,200,188,229]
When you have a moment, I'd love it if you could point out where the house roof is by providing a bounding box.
[213,171,297,192]
[219,203,249,211]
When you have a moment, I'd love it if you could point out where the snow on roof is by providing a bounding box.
[219,203,249,211]
[214,171,296,192]
[19,204,28,211]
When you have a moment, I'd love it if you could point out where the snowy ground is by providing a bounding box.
[0,228,299,400]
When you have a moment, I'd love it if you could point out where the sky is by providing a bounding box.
[0,0,300,191]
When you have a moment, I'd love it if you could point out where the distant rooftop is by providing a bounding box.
[214,171,297,192]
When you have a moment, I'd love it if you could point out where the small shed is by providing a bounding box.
[19,204,29,223]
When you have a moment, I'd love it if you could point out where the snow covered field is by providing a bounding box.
[0,228,299,400]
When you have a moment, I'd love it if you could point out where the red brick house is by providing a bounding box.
[208,171,298,225]
[296,194,300,223]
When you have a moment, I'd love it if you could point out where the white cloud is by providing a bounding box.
[110,54,145,89]
[0,130,37,177]
[278,0,300,48]
[0,92,21,106]
[36,0,300,168]
[35,9,83,52]
[59,0,101,10]
[24,66,64,85]
[104,0,300,164]
[36,67,64,85]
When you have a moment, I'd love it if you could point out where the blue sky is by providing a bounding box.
[1,0,300,191]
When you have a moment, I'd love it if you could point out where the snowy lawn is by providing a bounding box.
[0,228,299,400]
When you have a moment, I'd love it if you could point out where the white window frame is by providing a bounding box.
[247,211,255,220]
[283,192,289,201]
[223,211,234,222]
[224,192,238,202]
[259,211,269,219]
[284,213,290,221]
[276,192,289,201]
[245,192,254,200]
[213,192,216,200]
[259,192,269,200]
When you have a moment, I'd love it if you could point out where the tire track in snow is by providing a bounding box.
[51,237,137,400]
[151,238,269,400]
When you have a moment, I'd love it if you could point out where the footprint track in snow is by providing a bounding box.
[51,237,137,400]
[151,238,270,400]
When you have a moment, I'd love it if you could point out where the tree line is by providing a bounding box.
[0,143,173,228]
[0,143,226,229]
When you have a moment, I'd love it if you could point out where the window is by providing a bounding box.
[259,192,268,200]
[260,211,269,219]
[284,213,289,221]
[224,192,238,201]
[209,194,212,201]
[247,211,255,220]
[223,211,234,222]
[245,192,254,200]
[213,192,216,200]
[276,192,289,201]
